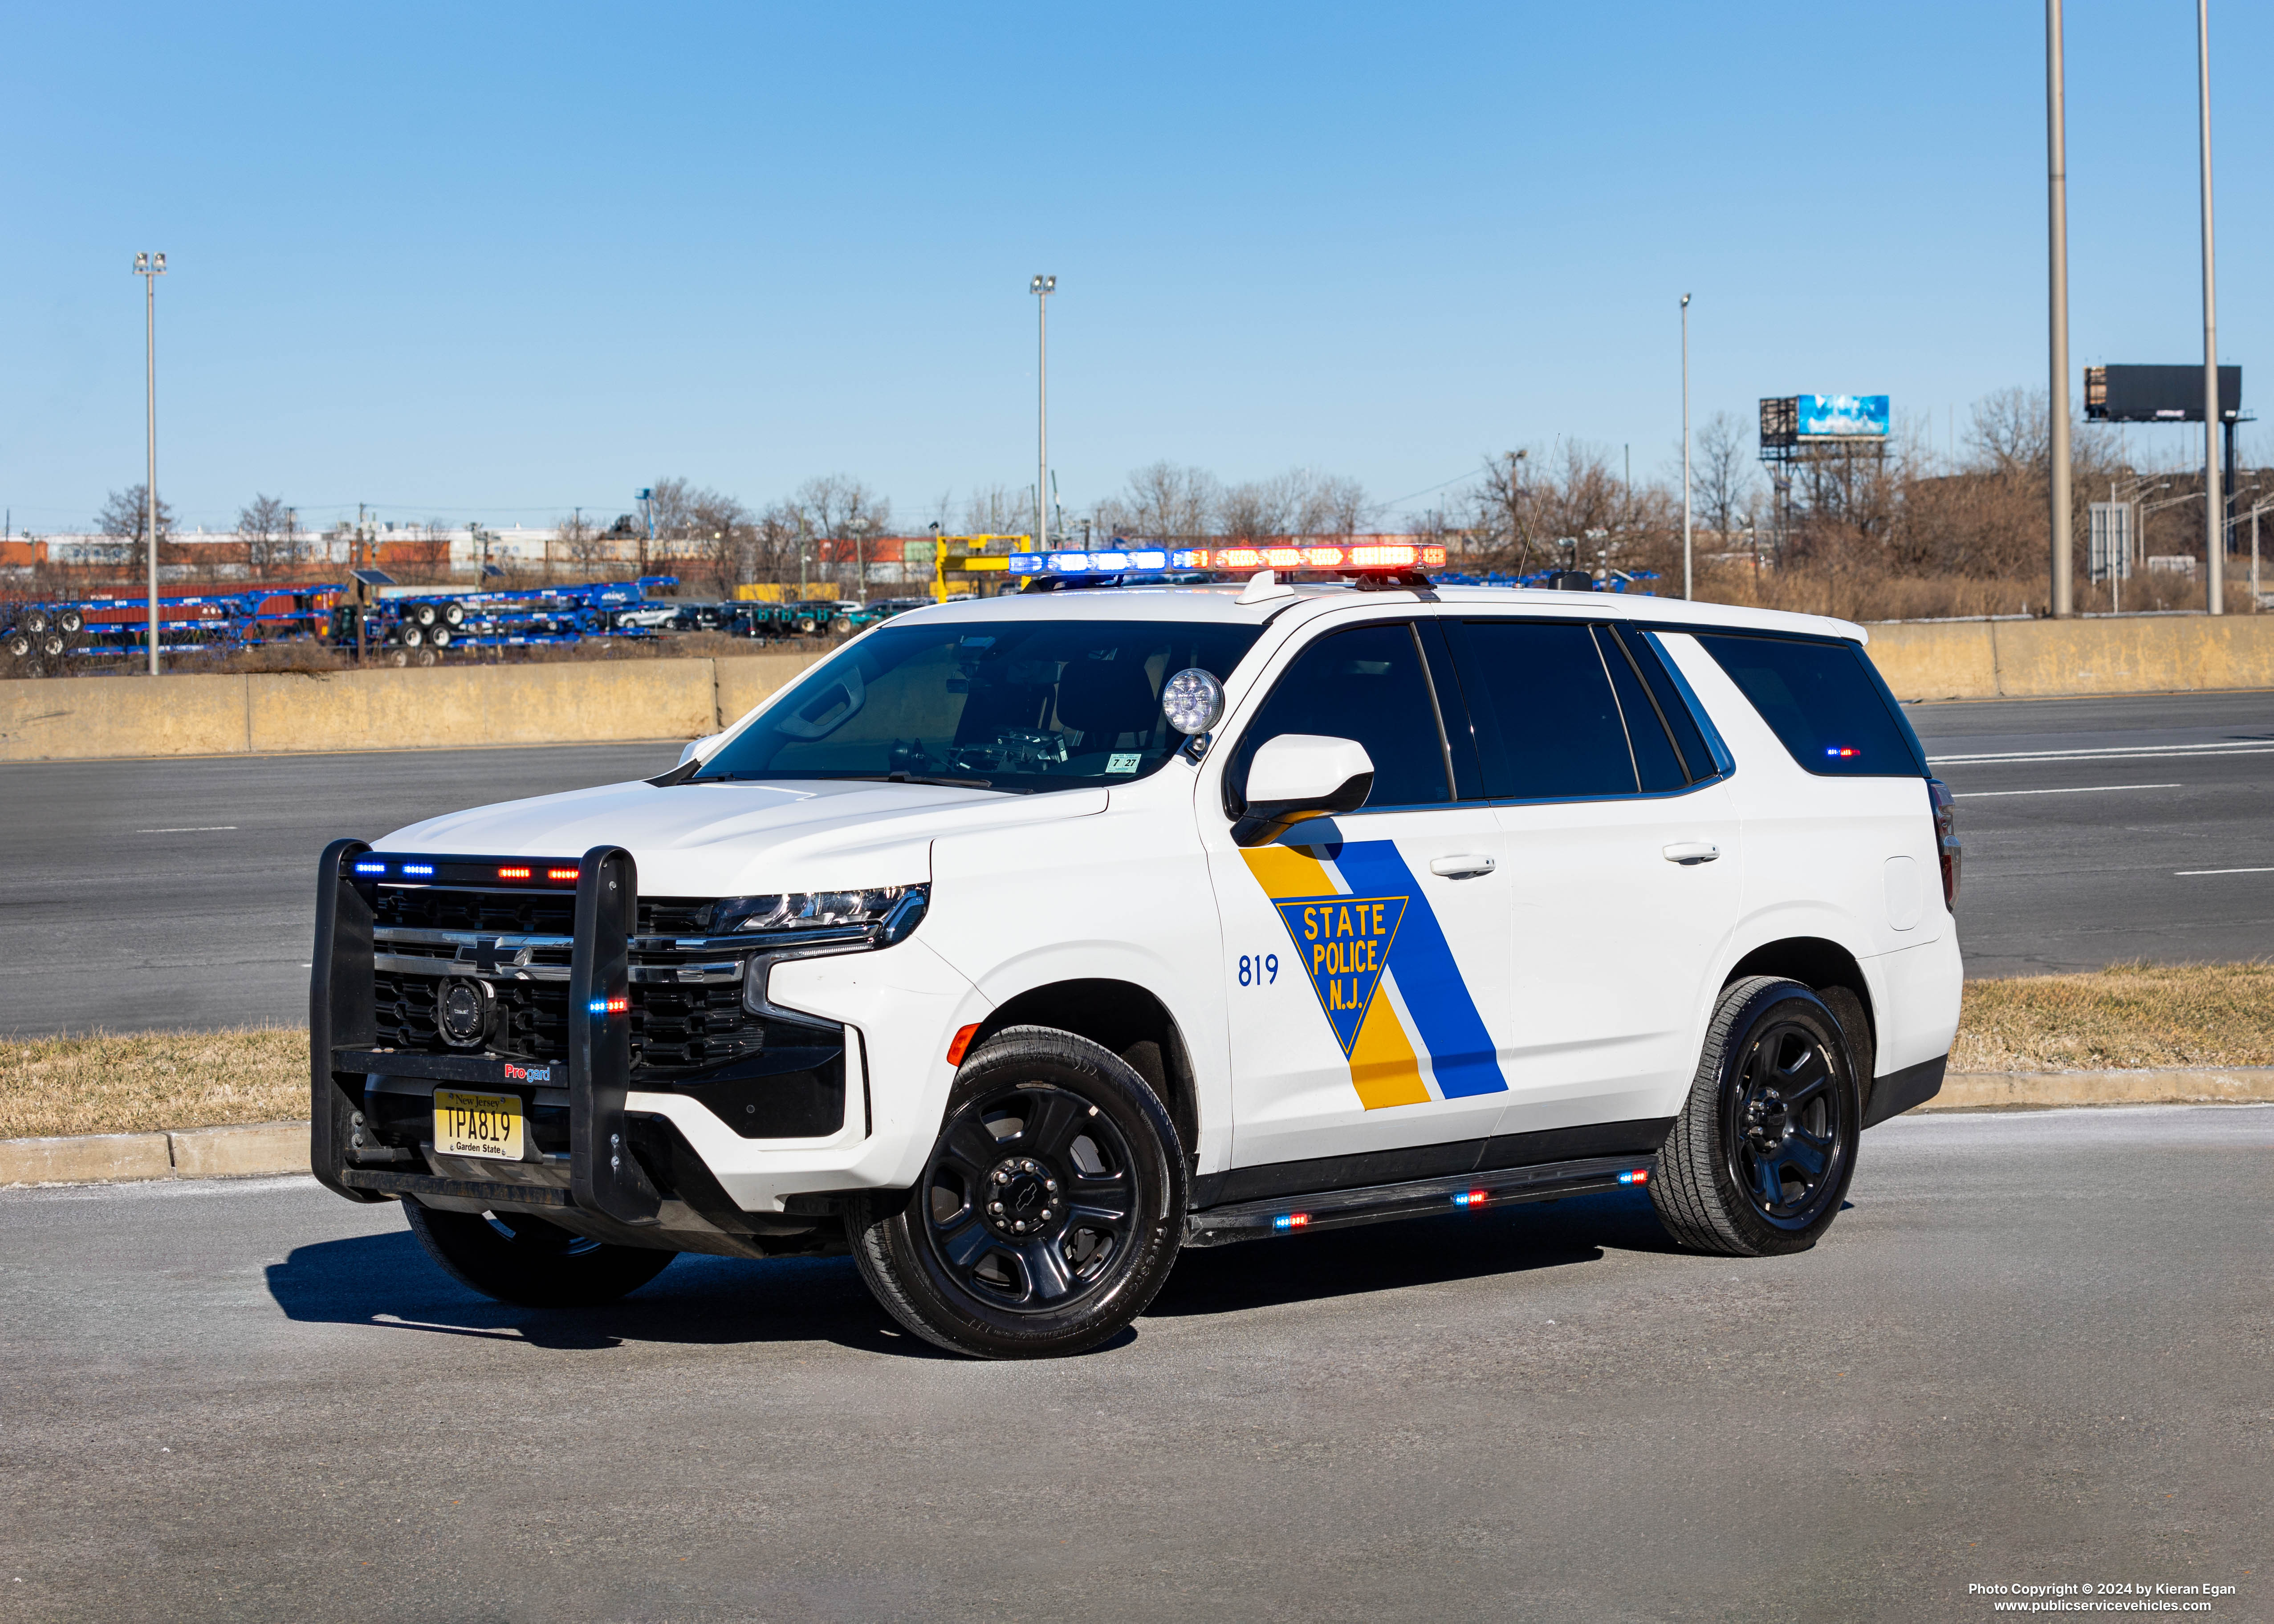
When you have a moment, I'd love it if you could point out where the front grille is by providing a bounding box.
[363,883,784,1075]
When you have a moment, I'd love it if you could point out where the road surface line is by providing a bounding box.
[2173,867,2274,876]
[1955,784,2180,799]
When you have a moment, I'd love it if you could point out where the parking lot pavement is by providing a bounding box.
[3,1105,2267,1623]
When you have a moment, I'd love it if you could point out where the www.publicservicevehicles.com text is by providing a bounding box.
[1973,1580,2239,1613]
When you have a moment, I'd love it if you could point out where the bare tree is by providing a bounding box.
[236,494,291,577]
[959,484,1027,539]
[1098,462,1221,540]
[556,512,610,580]
[792,475,891,594]
[687,491,752,597]
[96,484,175,577]
[1693,413,1758,562]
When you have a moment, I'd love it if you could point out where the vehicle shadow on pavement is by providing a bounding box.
[1149,1188,1679,1318]
[264,1228,941,1357]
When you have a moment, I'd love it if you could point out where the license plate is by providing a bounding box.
[433,1089,524,1161]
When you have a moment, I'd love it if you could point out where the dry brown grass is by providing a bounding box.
[5,964,2270,1139]
[0,1027,307,1139]
[1953,962,2274,1073]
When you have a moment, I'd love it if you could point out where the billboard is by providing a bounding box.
[1796,394,1890,438]
[2083,365,2241,423]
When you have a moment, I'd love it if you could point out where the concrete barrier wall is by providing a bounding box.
[1865,613,2274,702]
[5,618,2270,762]
[0,652,827,763]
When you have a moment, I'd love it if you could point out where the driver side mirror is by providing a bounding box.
[1233,734,1375,848]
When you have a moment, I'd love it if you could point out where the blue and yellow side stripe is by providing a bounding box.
[1242,839,1509,1111]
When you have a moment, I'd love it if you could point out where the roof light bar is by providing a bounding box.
[353,860,386,875]
[546,867,580,881]
[497,866,532,880]
[1005,542,1447,579]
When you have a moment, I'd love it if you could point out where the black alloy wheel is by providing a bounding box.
[848,1027,1187,1358]
[1722,1016,1848,1231]
[923,1082,1136,1311]
[1651,977,1861,1257]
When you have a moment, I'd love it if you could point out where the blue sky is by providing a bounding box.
[3,1,2266,536]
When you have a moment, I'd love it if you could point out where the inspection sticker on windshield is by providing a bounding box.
[1106,753,1142,774]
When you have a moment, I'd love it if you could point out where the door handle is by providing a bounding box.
[1429,854,1497,877]
[1662,842,1720,865]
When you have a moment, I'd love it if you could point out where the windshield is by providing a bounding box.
[692,617,1262,792]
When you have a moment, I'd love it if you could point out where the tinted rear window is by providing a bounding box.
[1694,633,1927,777]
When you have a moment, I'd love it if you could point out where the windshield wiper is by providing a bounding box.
[874,771,998,790]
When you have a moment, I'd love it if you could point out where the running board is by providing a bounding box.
[1181,1153,1657,1248]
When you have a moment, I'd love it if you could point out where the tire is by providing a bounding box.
[400,624,425,647]
[442,602,466,626]
[1650,976,1861,1257]
[429,625,453,647]
[403,1201,676,1308]
[58,609,84,634]
[4,632,29,659]
[846,1026,1188,1359]
[22,609,49,633]
[411,603,438,626]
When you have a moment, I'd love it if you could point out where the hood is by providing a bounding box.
[375,777,1107,897]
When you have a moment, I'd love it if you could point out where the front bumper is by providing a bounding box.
[310,839,964,1255]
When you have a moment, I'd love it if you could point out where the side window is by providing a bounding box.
[1232,621,1452,810]
[1445,620,1639,800]
[1615,625,1723,780]
[1693,632,1928,777]
[1595,627,1687,792]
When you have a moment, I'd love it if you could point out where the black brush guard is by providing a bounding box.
[309,839,662,1226]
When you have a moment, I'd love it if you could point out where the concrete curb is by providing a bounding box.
[0,1121,308,1187]
[6,1069,2273,1187]
[1921,1068,2274,1112]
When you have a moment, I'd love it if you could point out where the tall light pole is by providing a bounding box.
[2196,0,2223,614]
[134,251,167,674]
[1030,274,1055,551]
[1680,293,1692,601]
[2046,0,2075,617]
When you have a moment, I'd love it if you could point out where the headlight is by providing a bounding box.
[707,885,927,943]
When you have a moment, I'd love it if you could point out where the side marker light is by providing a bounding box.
[1453,1190,1489,1207]
[588,995,629,1015]
[1618,1169,1650,1185]
[945,1022,981,1066]
[1272,1213,1311,1230]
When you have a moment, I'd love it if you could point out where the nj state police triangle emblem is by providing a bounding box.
[1270,893,1408,1057]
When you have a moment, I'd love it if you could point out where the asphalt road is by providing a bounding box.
[2,688,2270,1036]
[2,1105,2265,1623]
[1911,690,2274,975]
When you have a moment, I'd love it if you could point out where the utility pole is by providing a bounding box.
[1030,275,1056,551]
[134,251,167,674]
[2197,0,2223,613]
[2046,0,2074,617]
[1680,293,1692,601]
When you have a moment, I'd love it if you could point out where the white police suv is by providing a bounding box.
[310,545,1962,1358]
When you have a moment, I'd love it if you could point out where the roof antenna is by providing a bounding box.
[1237,568,1294,605]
